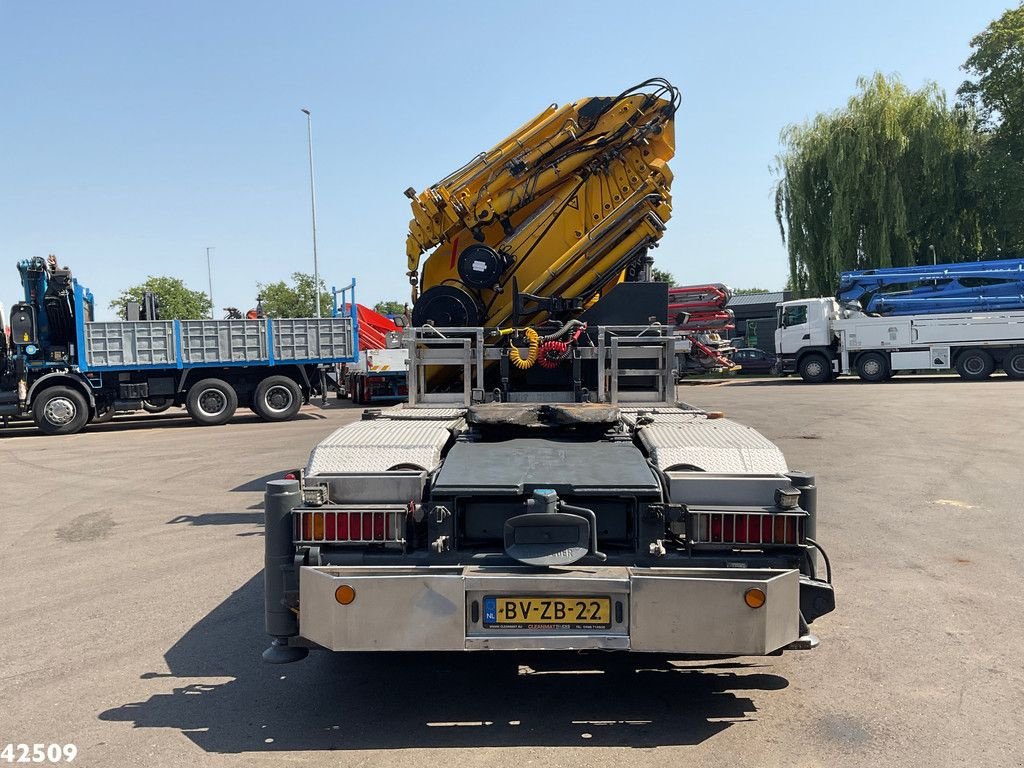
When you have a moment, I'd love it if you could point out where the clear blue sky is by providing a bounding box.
[0,1,1014,318]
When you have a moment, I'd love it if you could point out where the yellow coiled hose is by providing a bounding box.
[506,327,539,369]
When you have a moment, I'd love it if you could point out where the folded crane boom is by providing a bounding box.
[405,79,679,330]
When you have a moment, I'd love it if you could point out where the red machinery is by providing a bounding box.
[351,304,400,350]
[668,283,737,372]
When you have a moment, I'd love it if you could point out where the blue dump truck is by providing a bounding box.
[0,256,358,434]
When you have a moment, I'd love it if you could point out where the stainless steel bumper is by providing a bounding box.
[297,565,801,655]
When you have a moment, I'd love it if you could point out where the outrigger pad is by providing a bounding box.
[466,403,544,426]
[262,638,309,664]
[466,402,620,428]
[544,403,620,426]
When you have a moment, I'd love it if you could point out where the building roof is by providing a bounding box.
[727,291,787,307]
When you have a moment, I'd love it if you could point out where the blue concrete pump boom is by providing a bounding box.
[838,258,1024,315]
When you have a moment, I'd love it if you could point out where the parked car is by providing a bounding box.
[732,347,778,374]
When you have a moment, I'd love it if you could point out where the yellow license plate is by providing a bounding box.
[483,596,612,628]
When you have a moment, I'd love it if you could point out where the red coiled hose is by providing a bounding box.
[537,340,568,369]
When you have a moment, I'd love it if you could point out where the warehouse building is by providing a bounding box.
[727,291,792,352]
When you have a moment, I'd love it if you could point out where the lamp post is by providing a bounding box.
[301,108,321,318]
[206,246,215,318]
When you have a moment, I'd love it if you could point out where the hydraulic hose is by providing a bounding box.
[540,319,586,342]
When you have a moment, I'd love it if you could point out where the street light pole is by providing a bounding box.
[206,246,215,318]
[301,108,321,318]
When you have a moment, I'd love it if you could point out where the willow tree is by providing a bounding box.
[775,74,987,296]
[959,2,1024,254]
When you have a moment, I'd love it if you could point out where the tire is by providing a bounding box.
[142,397,174,414]
[799,353,831,384]
[1003,348,1024,380]
[252,375,302,421]
[354,378,365,405]
[186,378,238,426]
[955,349,995,381]
[32,386,90,435]
[856,352,889,383]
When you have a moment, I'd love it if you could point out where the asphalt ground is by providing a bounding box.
[1,377,1023,767]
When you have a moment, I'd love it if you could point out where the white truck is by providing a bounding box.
[341,345,408,405]
[776,297,1024,382]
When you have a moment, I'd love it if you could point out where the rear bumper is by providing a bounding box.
[295,565,803,656]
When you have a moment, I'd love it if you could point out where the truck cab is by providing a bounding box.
[775,298,838,382]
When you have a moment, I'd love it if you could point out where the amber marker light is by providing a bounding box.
[744,587,766,609]
[335,585,357,605]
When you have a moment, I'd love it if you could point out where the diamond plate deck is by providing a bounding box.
[636,415,788,474]
[388,407,466,420]
[307,417,462,474]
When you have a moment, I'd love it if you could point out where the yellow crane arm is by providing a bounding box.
[404,78,679,328]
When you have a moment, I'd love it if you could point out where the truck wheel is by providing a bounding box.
[32,386,90,435]
[354,378,365,405]
[955,349,994,381]
[856,352,889,383]
[186,378,238,426]
[142,397,174,414]
[798,353,831,384]
[1003,348,1024,379]
[253,375,302,421]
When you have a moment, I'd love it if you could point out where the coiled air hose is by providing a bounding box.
[537,340,568,369]
[507,327,539,369]
[537,322,587,368]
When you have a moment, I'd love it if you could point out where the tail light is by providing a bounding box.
[690,510,804,546]
[293,507,406,545]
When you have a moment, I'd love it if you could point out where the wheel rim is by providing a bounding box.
[197,388,227,417]
[264,385,294,414]
[1010,355,1024,375]
[964,356,985,375]
[863,359,881,377]
[44,397,77,425]
[806,361,823,377]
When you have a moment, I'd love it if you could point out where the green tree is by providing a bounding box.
[734,287,770,295]
[958,3,1024,253]
[373,300,408,316]
[651,267,676,285]
[775,73,988,296]
[257,272,331,318]
[110,276,212,319]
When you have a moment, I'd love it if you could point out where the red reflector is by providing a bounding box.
[707,513,799,545]
[284,472,297,480]
[295,509,398,543]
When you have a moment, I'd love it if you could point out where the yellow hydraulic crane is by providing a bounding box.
[405,78,679,331]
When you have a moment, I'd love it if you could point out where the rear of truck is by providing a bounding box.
[261,78,834,663]
[262,356,834,663]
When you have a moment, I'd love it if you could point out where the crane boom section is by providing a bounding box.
[405,79,679,328]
